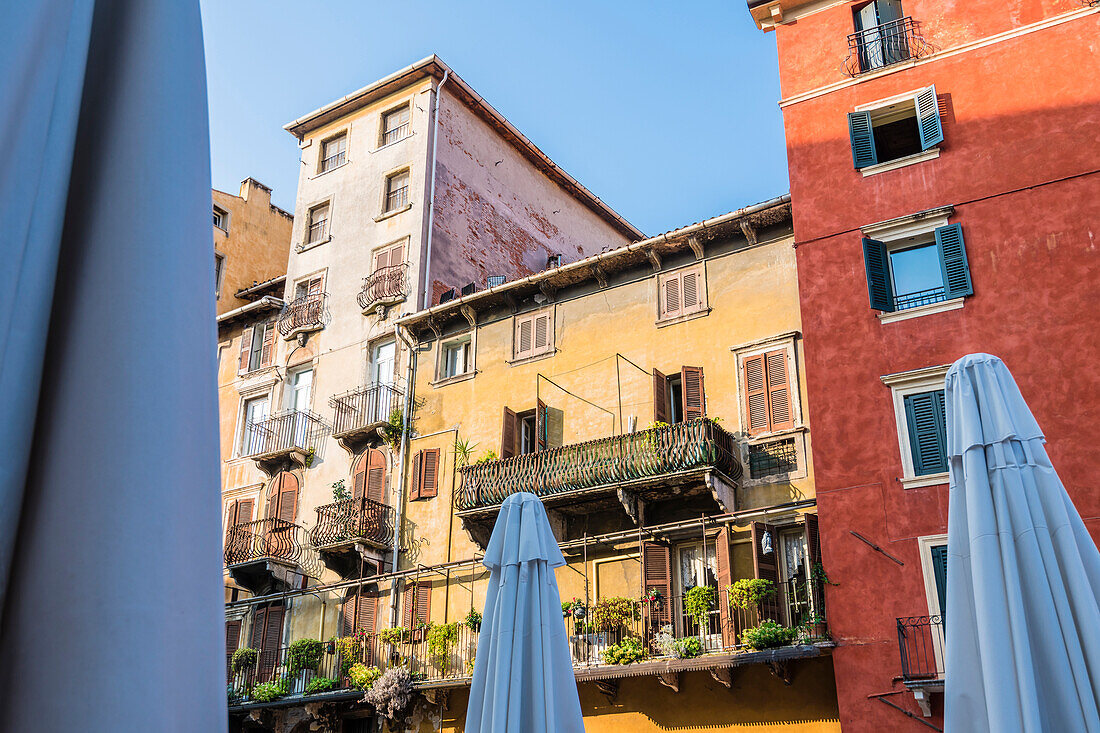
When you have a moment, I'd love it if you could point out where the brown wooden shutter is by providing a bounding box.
[806,513,821,567]
[238,326,253,373]
[390,242,405,265]
[259,323,276,368]
[227,501,239,528]
[410,451,422,500]
[533,312,551,354]
[359,589,379,633]
[373,248,390,272]
[402,584,415,627]
[420,448,440,498]
[366,449,386,502]
[276,472,299,523]
[341,590,356,637]
[501,408,518,459]
[714,526,735,648]
[681,366,706,421]
[226,619,242,657]
[253,603,285,681]
[266,476,280,520]
[743,354,769,434]
[250,607,267,648]
[751,522,785,623]
[682,269,700,312]
[415,582,431,625]
[352,453,367,500]
[642,542,673,628]
[652,369,669,424]
[235,499,253,525]
[536,399,547,452]
[765,349,794,431]
[660,273,682,319]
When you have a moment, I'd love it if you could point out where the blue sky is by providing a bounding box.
[200,1,788,236]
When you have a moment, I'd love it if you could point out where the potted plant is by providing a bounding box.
[287,638,323,693]
[464,608,482,632]
[803,612,827,639]
[683,585,715,635]
[727,578,776,610]
[741,620,798,651]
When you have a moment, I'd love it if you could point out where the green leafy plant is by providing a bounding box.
[684,585,715,629]
[454,437,477,468]
[473,449,499,465]
[812,561,838,586]
[591,597,638,631]
[741,620,798,651]
[331,479,349,502]
[349,663,382,690]
[382,408,404,448]
[465,657,476,675]
[304,446,316,467]
[379,627,408,646]
[427,622,460,666]
[231,647,258,674]
[305,676,337,695]
[727,578,776,610]
[227,684,243,705]
[333,635,363,677]
[641,422,670,452]
[252,678,289,703]
[287,638,323,675]
[464,609,482,630]
[601,636,647,665]
[674,636,703,659]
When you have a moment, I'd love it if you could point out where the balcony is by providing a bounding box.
[897,615,944,716]
[224,518,303,594]
[456,419,742,546]
[277,292,327,340]
[357,263,409,315]
[242,409,326,475]
[329,383,403,453]
[844,17,932,77]
[310,497,396,578]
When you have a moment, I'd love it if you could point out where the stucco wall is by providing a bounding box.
[213,179,292,316]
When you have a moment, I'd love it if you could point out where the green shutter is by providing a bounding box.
[916,85,944,150]
[936,223,973,299]
[905,390,948,475]
[862,237,895,311]
[930,544,948,619]
[848,111,878,168]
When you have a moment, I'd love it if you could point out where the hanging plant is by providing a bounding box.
[363,667,414,722]
[464,609,482,631]
[379,627,408,646]
[427,622,460,667]
[382,408,404,449]
[684,585,715,629]
[333,635,364,677]
[304,446,316,467]
[231,647,258,674]
[727,579,776,610]
[287,638,323,675]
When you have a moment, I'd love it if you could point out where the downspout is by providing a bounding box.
[421,69,450,310]
[389,323,418,625]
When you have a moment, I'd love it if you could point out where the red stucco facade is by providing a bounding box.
[755,1,1100,730]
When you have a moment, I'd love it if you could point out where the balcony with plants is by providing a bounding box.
[329,383,403,453]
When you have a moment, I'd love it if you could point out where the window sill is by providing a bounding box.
[238,366,277,379]
[745,425,808,444]
[296,236,331,253]
[311,161,350,180]
[860,148,940,177]
[507,350,556,367]
[374,204,412,223]
[372,133,414,153]
[878,297,964,324]
[431,371,477,388]
[900,472,949,490]
[655,308,711,329]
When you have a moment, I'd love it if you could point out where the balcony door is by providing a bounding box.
[287,368,313,446]
[855,0,906,70]
[674,542,720,650]
[778,526,813,625]
[369,340,396,423]
[265,471,299,555]
[241,395,269,455]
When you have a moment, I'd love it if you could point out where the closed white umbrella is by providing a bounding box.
[0,1,224,730]
[944,353,1100,732]
[466,492,584,732]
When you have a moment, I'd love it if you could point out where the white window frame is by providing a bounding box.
[854,87,941,176]
[301,198,333,251]
[318,130,349,174]
[215,251,226,300]
[379,103,412,147]
[656,262,709,326]
[731,331,804,437]
[434,332,476,385]
[213,205,229,232]
[881,364,951,489]
[917,533,949,676]
[235,389,272,458]
[510,308,555,363]
[380,167,411,216]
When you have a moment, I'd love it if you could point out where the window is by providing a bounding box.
[213,206,228,231]
[295,275,324,300]
[849,85,942,169]
[306,203,330,244]
[748,438,798,479]
[215,253,225,298]
[501,403,550,457]
[916,534,948,676]
[381,106,410,146]
[402,581,432,626]
[372,241,406,273]
[883,364,950,487]
[342,587,378,636]
[238,321,275,373]
[512,310,554,361]
[653,367,705,424]
[409,449,440,500]
[249,602,285,680]
[740,349,794,435]
[440,338,470,379]
[384,170,410,213]
[863,223,971,312]
[239,395,270,455]
[657,263,708,322]
[851,0,909,73]
[319,133,347,172]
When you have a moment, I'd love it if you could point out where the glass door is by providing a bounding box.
[288,369,313,447]
[779,528,812,625]
[675,543,720,650]
[369,341,396,422]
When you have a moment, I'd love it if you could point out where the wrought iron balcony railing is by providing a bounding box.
[241,409,326,459]
[457,418,742,511]
[330,383,403,438]
[277,292,326,337]
[310,497,395,550]
[844,17,931,76]
[897,615,944,680]
[224,517,303,567]
[357,263,409,311]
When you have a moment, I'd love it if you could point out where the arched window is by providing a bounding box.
[266,471,299,522]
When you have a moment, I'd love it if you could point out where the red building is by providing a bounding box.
[748,1,1100,729]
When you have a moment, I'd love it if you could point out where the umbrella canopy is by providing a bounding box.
[944,353,1100,732]
[466,492,584,732]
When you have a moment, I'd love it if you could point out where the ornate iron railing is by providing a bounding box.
[457,418,742,510]
[897,615,944,680]
[277,292,326,337]
[844,17,932,76]
[311,497,395,549]
[330,383,403,437]
[242,409,326,458]
[224,518,303,567]
[357,263,409,311]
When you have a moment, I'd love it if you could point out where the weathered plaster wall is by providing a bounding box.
[213,179,292,316]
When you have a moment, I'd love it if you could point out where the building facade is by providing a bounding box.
[748,1,1100,729]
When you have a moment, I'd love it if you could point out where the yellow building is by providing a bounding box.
[225,195,840,733]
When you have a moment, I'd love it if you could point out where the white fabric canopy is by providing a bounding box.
[0,1,225,730]
[466,492,584,732]
[944,353,1100,732]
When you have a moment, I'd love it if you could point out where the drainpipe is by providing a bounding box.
[421,69,449,310]
[389,323,418,625]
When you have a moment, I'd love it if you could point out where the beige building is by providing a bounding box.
[214,178,293,317]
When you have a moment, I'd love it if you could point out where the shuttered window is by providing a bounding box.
[402,582,432,627]
[266,471,299,523]
[238,322,275,374]
[250,603,285,681]
[848,85,943,170]
[353,449,386,502]
[681,366,706,421]
[409,449,440,500]
[652,369,669,423]
[864,224,971,313]
[642,542,672,627]
[373,242,405,272]
[742,349,795,435]
[226,619,242,658]
[714,527,735,647]
[904,389,947,475]
[930,544,948,617]
[657,264,707,321]
[342,587,379,636]
[513,310,554,360]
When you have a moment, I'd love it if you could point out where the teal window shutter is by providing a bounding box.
[862,237,894,311]
[935,223,973,299]
[904,390,948,475]
[848,111,878,168]
[930,544,948,618]
[915,85,944,150]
